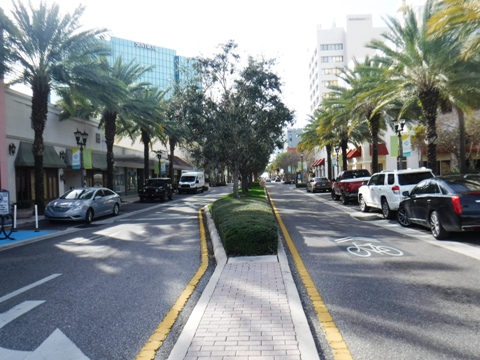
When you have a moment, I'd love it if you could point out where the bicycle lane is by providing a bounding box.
[266,184,480,360]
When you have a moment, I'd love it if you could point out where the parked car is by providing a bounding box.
[332,169,371,205]
[45,187,121,224]
[307,177,332,193]
[397,174,480,239]
[139,178,174,202]
[358,168,434,219]
[275,177,281,182]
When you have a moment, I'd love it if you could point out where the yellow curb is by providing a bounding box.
[268,190,353,360]
[135,209,209,360]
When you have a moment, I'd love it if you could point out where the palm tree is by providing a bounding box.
[322,85,371,171]
[368,0,479,174]
[428,0,480,60]
[98,56,156,190]
[115,87,168,181]
[3,1,115,212]
[427,0,480,172]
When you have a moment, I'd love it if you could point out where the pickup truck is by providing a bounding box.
[331,169,371,205]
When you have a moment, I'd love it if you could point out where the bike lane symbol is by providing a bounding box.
[0,274,89,359]
[334,236,406,258]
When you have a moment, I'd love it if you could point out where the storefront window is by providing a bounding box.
[128,168,137,191]
[114,168,125,195]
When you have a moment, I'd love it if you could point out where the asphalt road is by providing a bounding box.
[267,182,480,360]
[0,187,231,360]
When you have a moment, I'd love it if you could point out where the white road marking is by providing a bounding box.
[0,274,62,304]
[0,301,45,329]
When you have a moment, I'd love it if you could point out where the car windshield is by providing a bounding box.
[314,178,328,182]
[60,189,95,200]
[344,170,370,179]
[181,176,195,182]
[145,180,166,187]
[398,172,434,185]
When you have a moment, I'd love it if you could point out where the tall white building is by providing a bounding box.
[309,15,388,113]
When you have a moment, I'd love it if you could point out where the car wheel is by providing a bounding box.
[341,192,349,205]
[359,195,370,213]
[430,211,449,240]
[112,203,119,216]
[381,198,393,219]
[331,191,338,201]
[85,209,94,224]
[397,205,411,227]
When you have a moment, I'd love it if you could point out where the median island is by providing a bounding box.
[209,186,278,256]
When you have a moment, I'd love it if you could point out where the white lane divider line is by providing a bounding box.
[0,273,62,304]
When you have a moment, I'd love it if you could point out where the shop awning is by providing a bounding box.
[370,144,389,155]
[347,147,362,159]
[14,142,67,168]
[312,158,325,166]
[65,149,108,170]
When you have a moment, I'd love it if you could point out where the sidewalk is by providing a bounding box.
[167,209,319,360]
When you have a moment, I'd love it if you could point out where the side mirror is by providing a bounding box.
[362,181,368,186]
[196,180,199,183]
[94,195,102,200]
[402,191,409,197]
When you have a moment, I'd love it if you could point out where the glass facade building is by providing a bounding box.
[109,37,195,97]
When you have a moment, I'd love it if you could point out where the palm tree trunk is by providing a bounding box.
[326,145,332,180]
[104,111,117,190]
[341,139,348,171]
[31,78,50,214]
[169,137,176,181]
[141,128,150,181]
[456,106,466,173]
[370,113,381,174]
[420,90,439,175]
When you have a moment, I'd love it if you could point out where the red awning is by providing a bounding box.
[347,147,362,159]
[370,144,389,155]
[312,158,325,166]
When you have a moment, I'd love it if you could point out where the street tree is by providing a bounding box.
[189,41,294,197]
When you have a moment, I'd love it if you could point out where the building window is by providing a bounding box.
[321,56,344,63]
[320,44,344,51]
[322,80,338,87]
[321,68,342,75]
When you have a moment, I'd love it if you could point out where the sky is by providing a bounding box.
[2,0,401,127]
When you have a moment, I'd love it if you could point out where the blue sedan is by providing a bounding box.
[45,187,121,223]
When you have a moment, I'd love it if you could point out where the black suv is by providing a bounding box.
[139,178,174,202]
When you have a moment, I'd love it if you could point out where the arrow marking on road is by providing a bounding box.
[0,328,89,360]
[0,301,45,329]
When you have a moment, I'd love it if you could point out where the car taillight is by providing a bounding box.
[392,185,400,195]
[314,182,320,186]
[452,196,462,214]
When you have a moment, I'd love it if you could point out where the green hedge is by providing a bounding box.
[210,187,277,256]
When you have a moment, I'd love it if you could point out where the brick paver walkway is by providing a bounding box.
[184,258,302,360]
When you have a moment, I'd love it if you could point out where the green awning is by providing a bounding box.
[14,142,67,168]
[65,149,108,170]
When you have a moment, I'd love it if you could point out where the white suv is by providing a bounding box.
[358,168,435,219]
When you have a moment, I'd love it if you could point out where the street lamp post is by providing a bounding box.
[155,151,162,177]
[395,119,405,170]
[300,154,304,183]
[74,129,88,187]
[334,145,340,178]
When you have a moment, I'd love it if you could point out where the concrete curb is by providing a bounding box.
[166,206,227,360]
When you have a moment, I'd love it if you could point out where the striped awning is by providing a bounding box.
[312,158,325,166]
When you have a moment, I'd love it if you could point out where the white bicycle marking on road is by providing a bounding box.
[335,237,404,257]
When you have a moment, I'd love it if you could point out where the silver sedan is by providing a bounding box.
[45,187,121,223]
